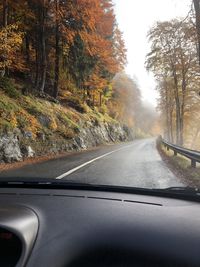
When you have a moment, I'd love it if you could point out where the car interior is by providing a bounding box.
[1,0,200,266]
[0,183,200,267]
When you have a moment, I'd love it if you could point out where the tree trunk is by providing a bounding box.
[3,0,8,27]
[37,1,47,93]
[179,117,183,146]
[1,0,8,77]
[172,69,182,145]
[179,73,186,146]
[164,84,170,141]
[193,0,200,66]
[175,95,181,145]
[34,36,40,89]
[25,33,30,64]
[169,108,174,143]
[53,0,60,99]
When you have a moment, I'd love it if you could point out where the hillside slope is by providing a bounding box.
[0,86,134,163]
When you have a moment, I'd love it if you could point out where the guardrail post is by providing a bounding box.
[191,159,196,168]
[173,150,177,156]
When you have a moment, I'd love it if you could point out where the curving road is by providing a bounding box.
[0,138,183,188]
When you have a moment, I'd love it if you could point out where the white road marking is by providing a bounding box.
[55,144,134,179]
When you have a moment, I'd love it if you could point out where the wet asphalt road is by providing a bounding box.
[0,138,183,188]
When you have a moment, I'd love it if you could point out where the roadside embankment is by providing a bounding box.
[0,120,134,164]
[0,90,135,164]
[157,140,200,188]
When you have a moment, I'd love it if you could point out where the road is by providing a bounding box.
[0,138,183,188]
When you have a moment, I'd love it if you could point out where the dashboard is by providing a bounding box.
[0,186,200,267]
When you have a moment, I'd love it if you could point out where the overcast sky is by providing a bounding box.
[113,0,191,107]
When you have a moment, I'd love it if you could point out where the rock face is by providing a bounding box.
[0,121,134,163]
[74,121,134,149]
[21,145,35,158]
[0,134,22,163]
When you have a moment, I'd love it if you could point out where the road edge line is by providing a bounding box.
[55,144,133,179]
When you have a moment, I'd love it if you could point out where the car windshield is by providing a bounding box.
[0,0,199,193]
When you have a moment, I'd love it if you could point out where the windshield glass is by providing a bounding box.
[0,0,199,191]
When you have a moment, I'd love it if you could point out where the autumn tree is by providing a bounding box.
[109,72,141,127]
[193,0,200,65]
[0,0,24,76]
[0,0,127,108]
[146,19,199,145]
[66,0,126,103]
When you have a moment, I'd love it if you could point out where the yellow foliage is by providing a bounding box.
[9,112,18,128]
[0,24,23,71]
[50,117,58,131]
[16,109,40,137]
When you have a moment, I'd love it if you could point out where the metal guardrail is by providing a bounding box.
[161,138,200,168]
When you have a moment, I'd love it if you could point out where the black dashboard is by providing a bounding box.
[0,186,200,267]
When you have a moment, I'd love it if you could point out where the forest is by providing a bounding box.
[0,0,156,138]
[0,0,126,99]
[146,0,200,149]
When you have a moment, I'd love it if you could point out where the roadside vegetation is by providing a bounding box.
[158,141,200,188]
[0,0,158,149]
[146,0,200,150]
